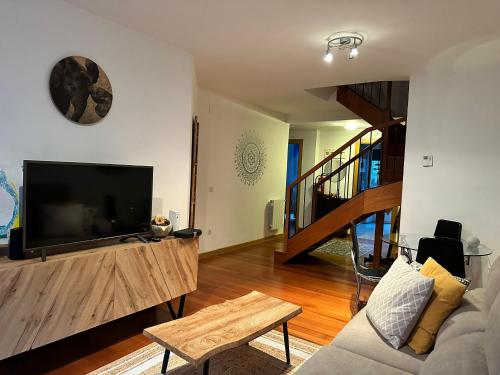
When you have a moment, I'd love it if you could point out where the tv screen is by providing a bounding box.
[23,161,153,251]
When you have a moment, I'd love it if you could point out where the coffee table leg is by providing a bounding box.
[283,322,291,364]
[161,350,170,374]
[203,359,210,375]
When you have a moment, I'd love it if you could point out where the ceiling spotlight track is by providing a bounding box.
[323,32,364,63]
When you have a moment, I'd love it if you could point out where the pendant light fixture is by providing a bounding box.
[323,32,364,63]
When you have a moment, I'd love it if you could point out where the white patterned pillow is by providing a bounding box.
[366,257,435,349]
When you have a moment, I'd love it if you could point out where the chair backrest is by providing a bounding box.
[434,219,462,240]
[416,237,465,278]
[350,222,360,271]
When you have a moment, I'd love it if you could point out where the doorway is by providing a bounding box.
[286,139,303,236]
[286,140,302,187]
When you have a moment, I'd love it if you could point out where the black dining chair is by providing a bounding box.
[416,237,465,278]
[434,219,462,240]
[350,222,387,307]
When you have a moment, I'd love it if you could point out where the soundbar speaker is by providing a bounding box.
[8,227,24,260]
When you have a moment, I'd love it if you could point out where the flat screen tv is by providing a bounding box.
[23,160,153,254]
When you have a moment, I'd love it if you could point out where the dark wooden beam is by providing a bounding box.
[372,211,385,268]
[336,86,391,125]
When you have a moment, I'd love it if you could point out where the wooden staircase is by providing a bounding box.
[275,181,402,264]
[275,81,409,265]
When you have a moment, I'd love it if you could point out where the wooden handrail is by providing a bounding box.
[314,138,383,186]
[287,118,405,190]
[283,117,405,245]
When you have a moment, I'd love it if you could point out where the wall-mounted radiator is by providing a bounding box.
[269,199,285,231]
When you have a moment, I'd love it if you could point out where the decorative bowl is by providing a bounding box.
[152,224,173,237]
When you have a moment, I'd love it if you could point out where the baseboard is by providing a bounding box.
[199,234,284,259]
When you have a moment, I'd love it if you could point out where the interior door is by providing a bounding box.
[286,139,303,235]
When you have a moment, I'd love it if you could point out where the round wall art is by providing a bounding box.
[234,130,267,185]
[49,56,113,125]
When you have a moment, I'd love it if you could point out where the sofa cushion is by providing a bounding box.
[295,344,413,375]
[485,292,500,375]
[434,288,487,348]
[485,255,500,308]
[366,257,434,349]
[410,261,471,287]
[333,309,426,374]
[408,258,466,354]
[419,332,488,375]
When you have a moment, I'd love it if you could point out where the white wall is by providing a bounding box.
[196,89,289,253]
[0,0,194,229]
[289,124,368,168]
[289,129,319,173]
[316,128,366,162]
[401,35,500,286]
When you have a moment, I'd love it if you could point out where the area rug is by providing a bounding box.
[312,238,373,258]
[88,330,320,375]
[312,238,390,259]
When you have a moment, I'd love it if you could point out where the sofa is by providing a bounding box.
[296,256,500,375]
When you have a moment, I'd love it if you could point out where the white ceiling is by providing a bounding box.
[64,0,500,121]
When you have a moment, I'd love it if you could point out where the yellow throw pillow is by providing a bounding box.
[408,257,466,354]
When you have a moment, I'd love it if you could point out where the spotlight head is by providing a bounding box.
[349,47,359,59]
[324,50,333,63]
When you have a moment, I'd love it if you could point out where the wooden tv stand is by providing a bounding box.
[0,237,198,360]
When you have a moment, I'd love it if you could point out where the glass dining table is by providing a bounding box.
[381,233,493,265]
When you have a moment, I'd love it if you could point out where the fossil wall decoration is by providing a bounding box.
[234,130,267,185]
[49,56,113,125]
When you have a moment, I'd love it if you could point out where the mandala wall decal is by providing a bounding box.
[49,56,113,125]
[234,130,267,185]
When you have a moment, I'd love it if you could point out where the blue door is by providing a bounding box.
[286,140,302,235]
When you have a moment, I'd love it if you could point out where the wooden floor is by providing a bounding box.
[0,237,370,375]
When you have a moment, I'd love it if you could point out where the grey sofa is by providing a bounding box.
[297,256,500,375]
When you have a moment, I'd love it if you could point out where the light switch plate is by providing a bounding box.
[422,155,433,167]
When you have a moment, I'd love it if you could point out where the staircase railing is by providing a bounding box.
[284,118,405,243]
[347,82,391,112]
[346,81,409,119]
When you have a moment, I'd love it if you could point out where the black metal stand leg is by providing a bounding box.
[283,322,291,365]
[166,294,187,320]
[203,359,210,375]
[161,350,170,374]
[166,301,177,320]
[178,294,186,319]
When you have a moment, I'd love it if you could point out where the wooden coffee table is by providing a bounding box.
[144,291,302,374]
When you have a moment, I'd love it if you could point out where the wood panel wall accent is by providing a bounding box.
[0,237,198,360]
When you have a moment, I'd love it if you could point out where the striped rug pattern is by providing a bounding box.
[88,330,321,375]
